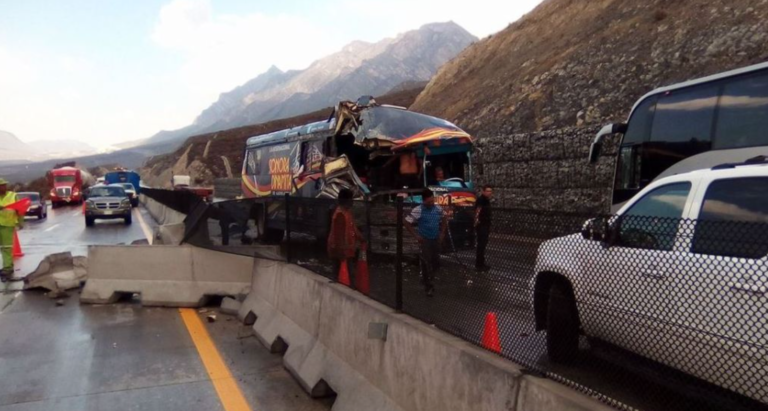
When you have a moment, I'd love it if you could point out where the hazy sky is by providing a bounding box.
[0,0,542,149]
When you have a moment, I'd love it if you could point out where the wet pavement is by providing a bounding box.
[6,203,153,288]
[0,292,331,411]
[0,202,332,411]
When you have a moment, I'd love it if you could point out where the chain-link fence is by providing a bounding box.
[142,190,768,411]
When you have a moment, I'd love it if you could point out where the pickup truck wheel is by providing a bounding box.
[547,281,579,363]
[85,217,95,227]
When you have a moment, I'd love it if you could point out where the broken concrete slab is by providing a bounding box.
[220,297,241,316]
[81,245,255,307]
[24,252,88,293]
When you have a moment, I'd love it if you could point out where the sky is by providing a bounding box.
[0,0,542,149]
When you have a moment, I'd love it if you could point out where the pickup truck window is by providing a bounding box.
[619,182,691,251]
[693,177,768,258]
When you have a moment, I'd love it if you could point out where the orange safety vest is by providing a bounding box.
[327,207,357,260]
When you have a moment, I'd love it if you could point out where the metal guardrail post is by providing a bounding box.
[396,197,404,311]
[284,194,292,263]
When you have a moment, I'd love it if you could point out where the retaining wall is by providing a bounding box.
[474,125,620,214]
[239,258,613,411]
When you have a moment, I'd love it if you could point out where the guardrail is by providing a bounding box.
[145,191,768,411]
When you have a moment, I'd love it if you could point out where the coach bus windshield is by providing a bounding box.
[355,106,463,142]
[612,69,768,207]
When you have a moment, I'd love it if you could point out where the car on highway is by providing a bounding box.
[84,184,132,227]
[532,158,768,404]
[17,192,47,220]
[120,183,139,207]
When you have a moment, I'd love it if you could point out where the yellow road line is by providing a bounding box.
[134,208,153,244]
[179,308,253,411]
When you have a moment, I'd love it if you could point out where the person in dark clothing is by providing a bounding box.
[405,188,447,296]
[475,185,493,271]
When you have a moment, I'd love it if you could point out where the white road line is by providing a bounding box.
[134,208,153,245]
[44,224,61,233]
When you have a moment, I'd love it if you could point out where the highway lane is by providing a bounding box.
[3,202,156,291]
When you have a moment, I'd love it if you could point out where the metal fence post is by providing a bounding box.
[284,193,292,263]
[396,197,404,311]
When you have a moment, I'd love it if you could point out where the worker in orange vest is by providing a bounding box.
[327,189,366,282]
[0,178,22,281]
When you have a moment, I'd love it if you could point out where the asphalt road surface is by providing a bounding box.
[0,202,333,411]
[8,203,154,286]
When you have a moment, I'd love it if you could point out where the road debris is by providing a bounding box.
[219,296,241,316]
[24,252,87,293]
[206,314,217,323]
[47,290,70,300]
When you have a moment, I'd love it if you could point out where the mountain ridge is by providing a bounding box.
[140,21,475,149]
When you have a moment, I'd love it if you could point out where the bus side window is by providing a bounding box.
[324,137,335,157]
[651,85,718,145]
[714,71,768,149]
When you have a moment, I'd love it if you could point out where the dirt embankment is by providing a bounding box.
[411,0,768,136]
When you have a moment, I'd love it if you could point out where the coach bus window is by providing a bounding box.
[616,96,656,192]
[714,72,768,150]
[624,96,657,145]
[651,86,718,145]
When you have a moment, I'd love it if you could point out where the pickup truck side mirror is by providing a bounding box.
[581,218,605,241]
[581,216,620,244]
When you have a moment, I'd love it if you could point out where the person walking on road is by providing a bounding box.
[406,188,447,297]
[475,185,493,272]
[0,179,21,282]
[327,188,365,282]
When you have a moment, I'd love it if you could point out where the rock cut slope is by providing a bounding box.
[412,0,768,136]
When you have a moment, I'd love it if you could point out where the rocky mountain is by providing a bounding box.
[0,130,99,163]
[139,83,427,189]
[142,21,476,148]
[412,0,768,136]
[0,130,32,161]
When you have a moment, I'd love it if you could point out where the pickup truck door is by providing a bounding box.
[581,182,694,361]
[665,176,768,403]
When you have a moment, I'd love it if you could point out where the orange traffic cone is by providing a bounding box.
[356,250,370,295]
[338,259,351,287]
[481,312,501,354]
[12,231,24,258]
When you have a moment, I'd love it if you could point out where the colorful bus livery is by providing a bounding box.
[241,96,477,246]
[242,97,475,201]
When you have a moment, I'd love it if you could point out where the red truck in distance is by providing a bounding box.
[47,166,89,208]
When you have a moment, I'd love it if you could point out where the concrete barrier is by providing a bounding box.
[81,245,255,306]
[239,259,613,411]
[140,194,187,226]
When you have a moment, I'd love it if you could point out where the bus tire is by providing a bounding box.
[547,281,579,363]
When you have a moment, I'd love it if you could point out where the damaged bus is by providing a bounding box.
[240,96,476,247]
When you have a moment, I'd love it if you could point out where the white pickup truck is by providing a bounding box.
[532,160,768,403]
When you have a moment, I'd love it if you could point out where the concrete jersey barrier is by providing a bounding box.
[239,259,613,411]
[140,194,188,226]
[81,245,255,306]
